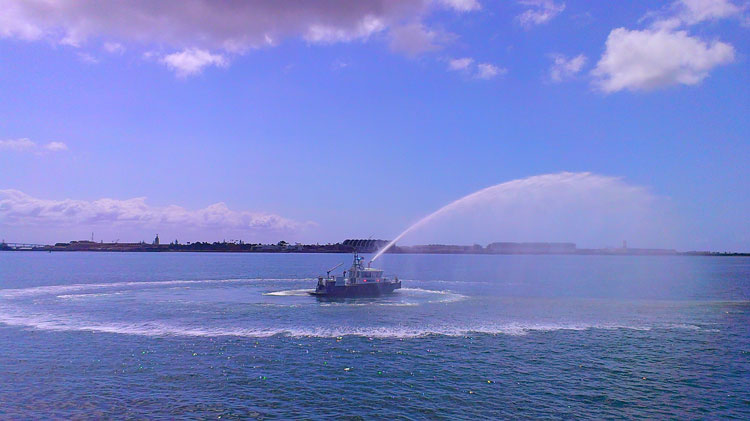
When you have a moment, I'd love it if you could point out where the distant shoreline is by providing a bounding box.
[1,240,747,257]
[1,250,748,256]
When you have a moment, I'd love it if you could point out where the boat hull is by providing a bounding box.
[309,281,401,298]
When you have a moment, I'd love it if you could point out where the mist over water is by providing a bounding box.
[372,172,670,262]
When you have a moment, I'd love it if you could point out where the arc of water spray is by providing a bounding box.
[369,172,609,264]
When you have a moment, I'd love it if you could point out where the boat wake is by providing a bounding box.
[0,279,472,338]
[263,289,313,297]
[400,288,466,303]
[0,279,726,339]
[262,286,466,305]
[0,305,712,339]
[0,278,315,299]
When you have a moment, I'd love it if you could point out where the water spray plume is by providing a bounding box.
[370,172,664,263]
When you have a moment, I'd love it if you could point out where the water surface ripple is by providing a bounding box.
[0,252,748,419]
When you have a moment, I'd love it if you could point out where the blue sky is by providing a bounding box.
[0,0,748,251]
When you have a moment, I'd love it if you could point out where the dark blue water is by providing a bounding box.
[1,252,748,419]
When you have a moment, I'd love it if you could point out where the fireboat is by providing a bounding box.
[310,253,401,298]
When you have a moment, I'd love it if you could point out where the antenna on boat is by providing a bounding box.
[326,262,343,277]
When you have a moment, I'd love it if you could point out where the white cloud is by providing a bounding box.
[0,0,423,50]
[77,52,98,64]
[0,1,43,40]
[0,138,68,153]
[517,0,566,28]
[448,57,474,71]
[0,190,306,233]
[678,0,742,22]
[592,28,734,92]
[0,1,478,73]
[103,42,125,54]
[447,58,505,79]
[475,63,505,79]
[650,0,744,29]
[592,0,739,93]
[45,142,68,152]
[0,1,488,76]
[304,15,386,44]
[437,0,482,12]
[549,53,586,82]
[389,22,449,56]
[160,49,227,78]
[0,138,36,152]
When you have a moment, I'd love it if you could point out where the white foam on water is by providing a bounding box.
[261,287,467,306]
[398,288,467,303]
[0,278,315,299]
[317,301,421,307]
[404,279,490,285]
[0,297,665,339]
[263,289,314,296]
[0,308,664,338]
[56,292,123,300]
[0,280,716,339]
[668,323,720,332]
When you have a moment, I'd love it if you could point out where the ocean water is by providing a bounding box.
[0,252,748,419]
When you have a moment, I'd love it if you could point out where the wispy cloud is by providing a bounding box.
[517,0,566,28]
[448,57,505,80]
[437,0,482,12]
[160,49,227,78]
[548,53,586,82]
[103,42,125,54]
[304,15,386,44]
[76,52,98,64]
[389,22,454,56]
[448,57,474,71]
[331,59,350,71]
[475,63,504,79]
[0,138,68,153]
[647,0,745,29]
[44,142,68,152]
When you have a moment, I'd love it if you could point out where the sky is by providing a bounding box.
[0,0,748,251]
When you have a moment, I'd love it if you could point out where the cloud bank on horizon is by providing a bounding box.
[0,0,743,90]
[0,190,310,243]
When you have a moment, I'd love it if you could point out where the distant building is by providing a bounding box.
[401,244,480,254]
[342,239,390,253]
[153,234,160,245]
[486,242,577,254]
